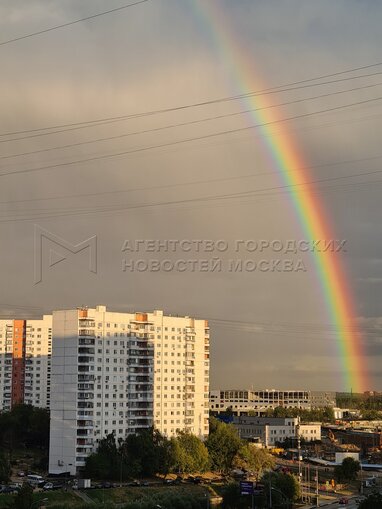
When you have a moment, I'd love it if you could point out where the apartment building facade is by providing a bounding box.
[49,306,209,475]
[0,315,52,410]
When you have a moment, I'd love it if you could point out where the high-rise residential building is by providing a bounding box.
[0,315,52,410]
[49,305,210,475]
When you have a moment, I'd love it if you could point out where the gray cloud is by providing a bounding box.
[1,0,382,391]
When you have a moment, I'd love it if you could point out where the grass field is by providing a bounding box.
[0,490,86,508]
[86,484,209,504]
[0,485,213,508]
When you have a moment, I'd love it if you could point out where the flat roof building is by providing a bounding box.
[0,316,52,410]
[49,306,209,475]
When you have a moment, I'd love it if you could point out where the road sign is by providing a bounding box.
[240,481,254,495]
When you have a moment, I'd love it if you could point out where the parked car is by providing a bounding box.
[128,480,141,486]
[9,483,22,490]
[338,498,348,505]
[17,471,25,477]
[0,485,19,494]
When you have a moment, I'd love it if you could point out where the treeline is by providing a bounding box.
[336,393,382,410]
[259,406,335,422]
[84,418,275,480]
[0,404,49,451]
[0,404,50,482]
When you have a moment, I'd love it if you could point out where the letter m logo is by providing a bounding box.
[34,225,97,284]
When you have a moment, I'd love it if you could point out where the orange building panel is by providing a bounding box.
[12,320,26,406]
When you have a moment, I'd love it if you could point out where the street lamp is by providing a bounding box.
[30,498,48,509]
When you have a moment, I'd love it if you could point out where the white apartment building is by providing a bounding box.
[49,306,209,475]
[233,416,321,447]
[0,316,52,410]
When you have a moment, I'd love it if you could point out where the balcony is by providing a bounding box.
[78,374,95,382]
[78,329,95,337]
[78,347,95,355]
[128,401,153,409]
[77,429,90,436]
[127,410,151,417]
[78,393,94,400]
[127,393,153,402]
[78,356,94,364]
[79,338,95,346]
[78,383,94,391]
[77,411,93,417]
[77,420,93,428]
[77,438,94,446]
[78,401,94,409]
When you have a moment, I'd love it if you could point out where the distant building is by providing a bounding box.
[330,427,382,454]
[49,305,210,475]
[0,316,52,410]
[210,389,335,414]
[310,391,336,408]
[232,415,321,447]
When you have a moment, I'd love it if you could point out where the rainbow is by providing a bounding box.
[192,0,369,392]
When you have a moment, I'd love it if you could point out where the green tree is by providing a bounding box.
[84,432,120,479]
[0,450,10,482]
[334,457,360,483]
[13,482,34,509]
[233,445,275,478]
[361,409,382,420]
[123,428,169,477]
[222,482,251,509]
[0,404,50,454]
[173,431,210,474]
[206,418,242,473]
[262,471,300,506]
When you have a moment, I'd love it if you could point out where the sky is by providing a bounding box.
[1,0,382,391]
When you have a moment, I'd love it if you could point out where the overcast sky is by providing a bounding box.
[1,0,382,391]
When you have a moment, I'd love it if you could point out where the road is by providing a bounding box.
[313,497,362,508]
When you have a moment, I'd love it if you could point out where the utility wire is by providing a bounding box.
[2,165,382,222]
[0,0,151,47]
[2,70,382,143]
[2,80,381,161]
[1,94,382,179]
[1,151,382,209]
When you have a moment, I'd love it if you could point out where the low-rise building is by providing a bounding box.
[210,389,335,414]
[232,415,321,447]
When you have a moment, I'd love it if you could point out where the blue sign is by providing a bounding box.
[240,481,254,495]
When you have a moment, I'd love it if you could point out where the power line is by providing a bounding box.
[1,94,382,179]
[0,0,151,47]
[1,164,382,222]
[2,71,382,141]
[2,81,381,161]
[1,152,382,208]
